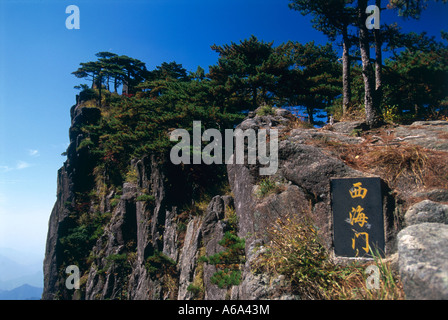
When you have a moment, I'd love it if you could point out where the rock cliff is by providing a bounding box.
[42,100,448,300]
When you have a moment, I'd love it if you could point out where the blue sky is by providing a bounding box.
[0,0,447,264]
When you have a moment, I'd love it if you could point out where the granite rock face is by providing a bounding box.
[404,200,448,226]
[398,223,448,300]
[42,105,100,300]
[394,120,448,151]
[397,200,448,299]
[43,102,448,300]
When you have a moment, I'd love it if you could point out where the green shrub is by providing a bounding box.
[256,104,275,116]
[201,232,245,289]
[256,177,285,198]
[76,137,94,152]
[106,253,128,263]
[125,166,138,184]
[136,194,155,203]
[90,212,112,241]
[225,205,238,231]
[110,198,120,209]
[59,210,112,267]
[79,88,97,102]
[382,105,401,124]
[186,284,202,295]
[211,269,242,289]
[145,250,177,279]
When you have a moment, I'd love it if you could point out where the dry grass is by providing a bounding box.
[422,151,448,189]
[251,213,405,300]
[310,129,448,190]
[360,145,428,185]
[326,258,405,300]
[339,104,366,122]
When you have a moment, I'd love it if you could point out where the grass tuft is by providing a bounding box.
[251,213,405,300]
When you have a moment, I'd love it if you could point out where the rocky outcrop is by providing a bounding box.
[398,200,448,299]
[43,101,254,299]
[394,121,448,151]
[398,223,448,300]
[42,105,101,300]
[43,100,448,300]
[404,200,448,226]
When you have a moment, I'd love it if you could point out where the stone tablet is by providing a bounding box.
[331,177,385,258]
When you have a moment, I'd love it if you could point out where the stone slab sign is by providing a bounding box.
[331,177,385,258]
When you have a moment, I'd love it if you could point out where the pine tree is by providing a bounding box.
[388,0,448,18]
[289,0,357,116]
[384,31,448,118]
[208,35,290,112]
[280,41,342,124]
[107,55,148,95]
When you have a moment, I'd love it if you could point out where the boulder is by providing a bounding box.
[411,189,448,203]
[404,200,448,226]
[331,120,368,135]
[394,121,448,151]
[398,223,448,300]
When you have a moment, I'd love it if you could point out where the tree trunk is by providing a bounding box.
[374,0,383,113]
[114,77,118,93]
[98,76,102,106]
[252,87,258,109]
[415,103,420,117]
[342,26,352,116]
[307,106,314,124]
[122,82,128,95]
[123,70,131,95]
[358,0,381,128]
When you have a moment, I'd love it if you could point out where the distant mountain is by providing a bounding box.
[0,271,43,291]
[0,284,42,300]
[0,248,44,290]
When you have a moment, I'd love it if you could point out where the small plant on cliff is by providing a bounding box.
[76,137,94,152]
[186,247,206,299]
[145,250,178,297]
[145,250,177,279]
[224,205,238,231]
[256,104,275,116]
[125,166,139,184]
[210,269,242,289]
[255,177,286,199]
[186,283,203,297]
[102,252,135,300]
[136,194,155,204]
[201,232,246,289]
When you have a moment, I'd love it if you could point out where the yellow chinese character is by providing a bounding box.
[349,182,368,199]
[352,231,369,257]
[349,205,369,227]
